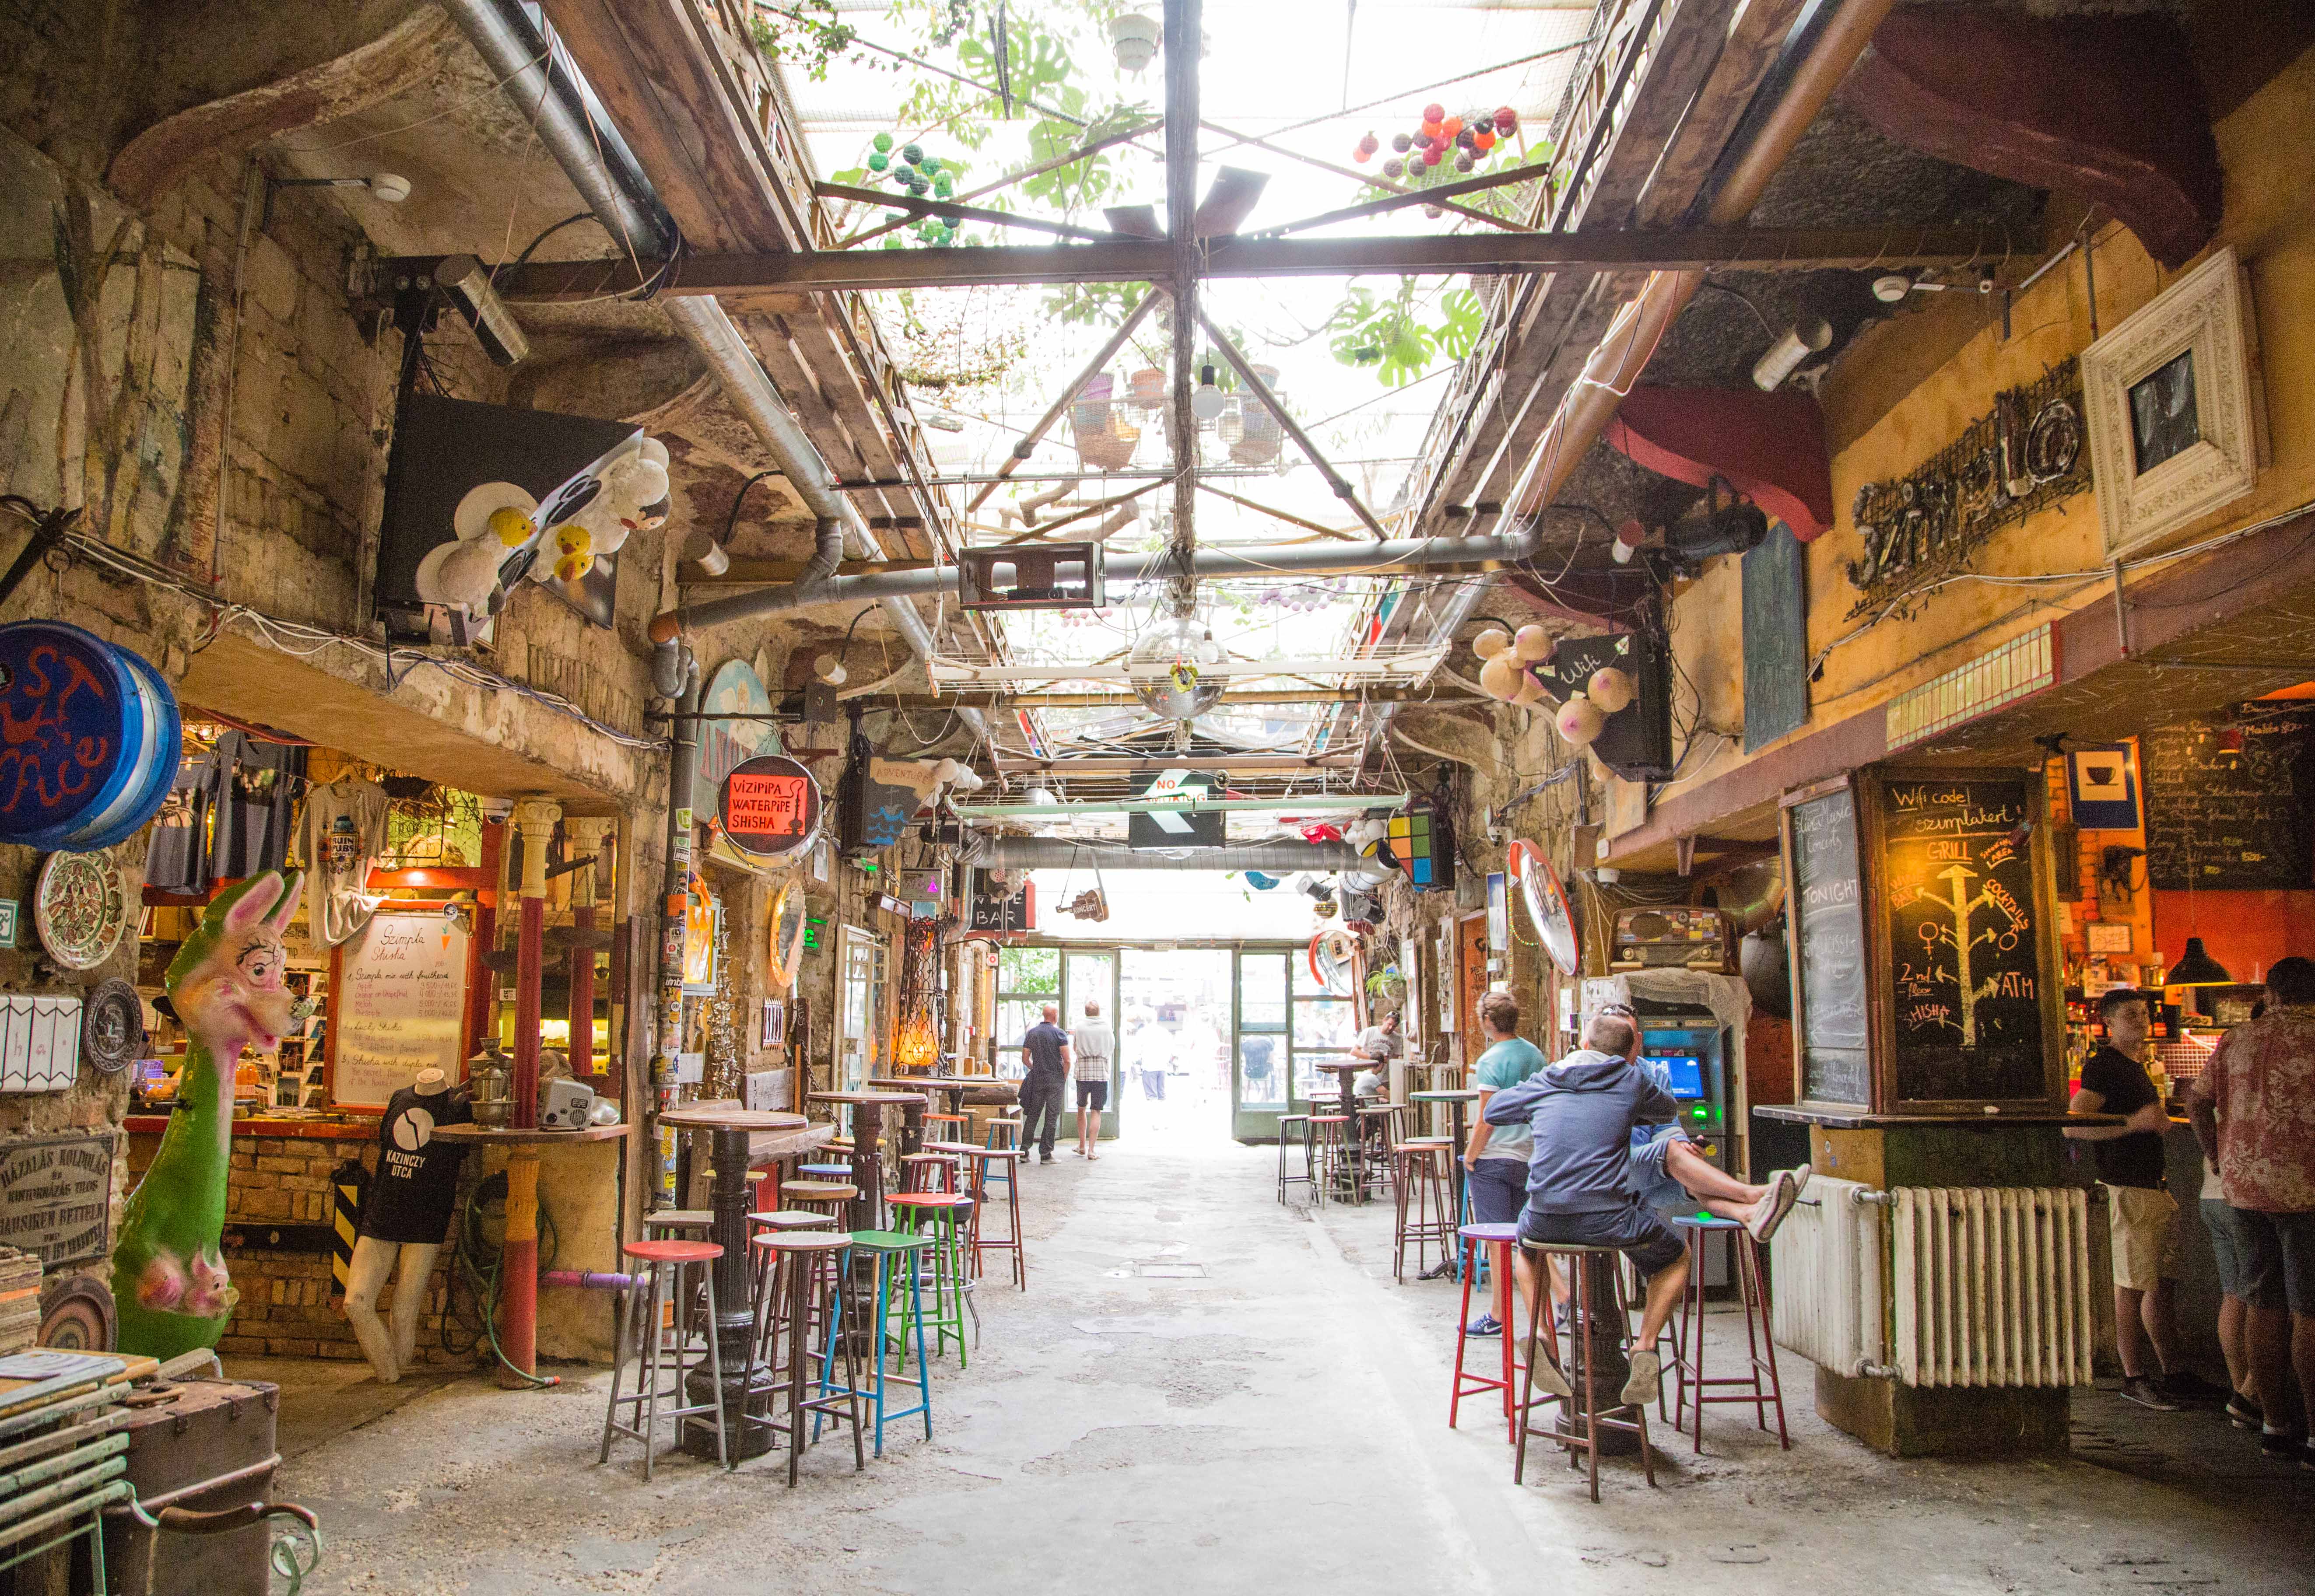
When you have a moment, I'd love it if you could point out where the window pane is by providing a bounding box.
[998,946,1060,994]
[1293,998,1356,1050]
[997,998,1045,1051]
[1238,1032,1285,1107]
[1293,1050,1350,1105]
[1240,952,1287,1029]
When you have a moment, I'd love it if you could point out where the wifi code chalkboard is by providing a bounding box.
[2142,707,2315,891]
[1786,786,1870,1108]
[1880,774,2046,1103]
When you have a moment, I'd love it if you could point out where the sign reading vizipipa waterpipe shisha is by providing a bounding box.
[719,754,823,861]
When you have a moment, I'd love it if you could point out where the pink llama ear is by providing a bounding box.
[221,872,286,935]
[264,870,303,937]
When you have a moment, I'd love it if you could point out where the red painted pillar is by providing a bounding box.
[501,798,562,1382]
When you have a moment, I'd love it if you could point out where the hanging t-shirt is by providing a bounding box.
[212,732,308,879]
[359,1085,475,1244]
[144,749,218,895]
[298,778,389,946]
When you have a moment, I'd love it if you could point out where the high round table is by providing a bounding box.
[1311,1059,1380,1203]
[656,1105,815,1459]
[808,1090,929,1230]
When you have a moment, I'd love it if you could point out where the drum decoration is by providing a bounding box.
[0,622,182,853]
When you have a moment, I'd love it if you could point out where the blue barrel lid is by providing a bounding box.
[0,621,167,851]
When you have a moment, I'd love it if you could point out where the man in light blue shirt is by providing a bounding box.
[1461,990,1548,1338]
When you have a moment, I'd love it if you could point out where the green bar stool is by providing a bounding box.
[835,1230,936,1457]
[889,1192,975,1366]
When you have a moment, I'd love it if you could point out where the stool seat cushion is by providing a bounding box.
[1458,1222,1521,1242]
[644,1209,713,1229]
[623,1238,722,1264]
[969,1148,1022,1162]
[890,1193,974,1211]
[1309,1115,1350,1125]
[1670,1215,1743,1230]
[901,1152,958,1163]
[781,1181,859,1200]
[751,1231,850,1253]
[748,1209,837,1229]
[847,1229,934,1253]
[922,1141,979,1155]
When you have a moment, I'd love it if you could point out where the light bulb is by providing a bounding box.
[1192,364,1226,421]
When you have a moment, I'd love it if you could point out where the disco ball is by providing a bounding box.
[1129,616,1228,720]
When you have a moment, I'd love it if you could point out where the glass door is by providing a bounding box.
[992,946,1061,1079]
[834,926,887,1091]
[1231,948,1289,1141]
[1063,950,1121,1139]
[1291,946,1359,1121]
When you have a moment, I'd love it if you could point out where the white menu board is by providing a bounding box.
[330,913,469,1108]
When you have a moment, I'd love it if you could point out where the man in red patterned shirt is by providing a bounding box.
[2188,956,2315,1469]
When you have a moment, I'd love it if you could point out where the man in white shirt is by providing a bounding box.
[1352,1011,1404,1099]
[1070,1000,1116,1161]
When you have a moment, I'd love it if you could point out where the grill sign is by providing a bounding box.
[721,755,822,861]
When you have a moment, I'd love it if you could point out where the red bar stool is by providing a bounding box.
[1666,1215,1789,1453]
[962,1147,1026,1289]
[743,1232,865,1486]
[1393,1141,1456,1281]
[1449,1222,1522,1442]
[1513,1239,1658,1502]
[598,1238,728,1477]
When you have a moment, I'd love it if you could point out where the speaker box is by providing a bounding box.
[1547,630,1674,782]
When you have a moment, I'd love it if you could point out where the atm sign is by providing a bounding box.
[720,754,823,861]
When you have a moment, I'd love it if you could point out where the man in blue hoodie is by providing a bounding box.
[1482,1008,1693,1407]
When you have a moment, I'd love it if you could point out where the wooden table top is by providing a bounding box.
[868,1075,1011,1092]
[810,1090,928,1106]
[659,1105,810,1131]
[1312,1060,1371,1074]
[431,1124,632,1144]
[1410,1089,1482,1102]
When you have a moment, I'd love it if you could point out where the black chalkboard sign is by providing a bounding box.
[2142,707,2315,891]
[1743,524,1808,752]
[1880,774,2046,1103]
[1786,785,1871,1108]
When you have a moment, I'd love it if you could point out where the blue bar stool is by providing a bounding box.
[832,1229,936,1456]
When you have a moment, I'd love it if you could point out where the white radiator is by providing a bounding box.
[1770,1176,1885,1378]
[1890,1186,2093,1390]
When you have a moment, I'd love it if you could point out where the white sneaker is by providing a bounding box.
[1524,1337,1573,1398]
[1621,1348,1662,1407]
[1746,1169,1799,1243]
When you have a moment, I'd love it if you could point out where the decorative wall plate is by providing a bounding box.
[33,852,128,971]
[80,978,144,1074]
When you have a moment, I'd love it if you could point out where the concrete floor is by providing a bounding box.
[267,1139,2314,1595]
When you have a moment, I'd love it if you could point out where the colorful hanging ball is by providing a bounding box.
[919,155,940,174]
[1382,157,1405,180]
[1424,203,1445,217]
[1456,127,1477,150]
[1455,152,1474,173]
[1390,131,1412,154]
[1419,120,1442,142]
[1352,144,1371,163]
[1495,106,1518,133]
[868,152,889,171]
[1423,102,1445,123]
[1441,116,1463,139]
[902,143,924,163]
[882,237,903,250]
[1424,146,1444,166]
[1473,129,1495,153]
[934,175,954,196]
[873,132,894,152]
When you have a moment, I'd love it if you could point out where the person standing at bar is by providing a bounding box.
[2066,988,2194,1409]
[2189,956,2315,1468]
[1461,991,1547,1340]
[1019,1004,1072,1166]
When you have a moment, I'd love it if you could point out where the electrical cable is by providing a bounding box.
[442,1170,560,1388]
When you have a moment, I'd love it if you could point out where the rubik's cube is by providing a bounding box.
[1388,810,1436,888]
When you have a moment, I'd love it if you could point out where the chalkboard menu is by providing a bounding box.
[1786,785,1871,1108]
[1880,774,2046,1103]
[2142,707,2315,890]
[1743,525,1809,752]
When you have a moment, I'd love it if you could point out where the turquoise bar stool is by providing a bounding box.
[829,1229,936,1456]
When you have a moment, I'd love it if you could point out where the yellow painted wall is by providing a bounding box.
[1642,43,2315,832]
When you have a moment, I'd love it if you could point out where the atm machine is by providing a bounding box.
[1630,997,1735,1285]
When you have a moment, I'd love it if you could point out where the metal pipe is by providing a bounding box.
[965,836,1367,871]
[652,522,1547,632]
[541,1269,642,1291]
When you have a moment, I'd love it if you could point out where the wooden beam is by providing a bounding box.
[474,224,2014,300]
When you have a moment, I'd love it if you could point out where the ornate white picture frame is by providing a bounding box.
[2082,247,2261,560]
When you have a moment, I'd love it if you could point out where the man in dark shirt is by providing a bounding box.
[1018,1004,1072,1165]
[2066,987,2190,1408]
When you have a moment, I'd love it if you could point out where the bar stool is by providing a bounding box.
[1450,1222,1524,1442]
[797,1162,853,1181]
[743,1231,865,1485]
[963,1147,1025,1289]
[843,1229,936,1458]
[1393,1141,1457,1281]
[983,1116,1023,1153]
[1307,1115,1352,1207]
[923,1111,971,1139]
[643,1208,714,1337]
[1358,1105,1403,1197]
[747,1208,837,1239]
[1513,1239,1657,1501]
[781,1180,858,1221]
[890,1192,975,1364]
[1666,1215,1788,1453]
[898,1151,961,1194]
[598,1238,728,1478]
[1276,1114,1315,1204]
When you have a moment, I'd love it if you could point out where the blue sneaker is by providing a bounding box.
[1464,1313,1502,1337]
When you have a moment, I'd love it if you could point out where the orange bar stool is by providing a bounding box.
[742,1231,865,1486]
[598,1238,728,1477]
[923,1110,971,1139]
[962,1147,1026,1289]
[1450,1222,1522,1443]
[1513,1239,1658,1502]
[1666,1215,1789,1453]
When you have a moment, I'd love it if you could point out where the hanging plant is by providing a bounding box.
[747,3,859,81]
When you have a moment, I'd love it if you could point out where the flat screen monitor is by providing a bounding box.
[1651,1054,1705,1099]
